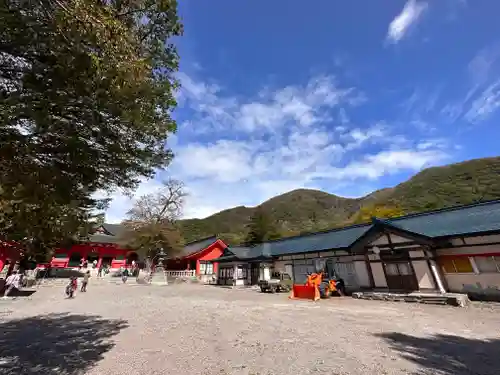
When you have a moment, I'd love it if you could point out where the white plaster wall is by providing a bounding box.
[412,260,435,289]
[273,261,286,273]
[464,234,500,245]
[305,253,319,259]
[371,263,387,287]
[370,233,413,246]
[335,255,355,263]
[409,250,425,258]
[263,266,270,281]
[445,273,500,296]
[439,244,500,256]
[317,251,336,257]
[389,234,413,244]
[369,235,386,246]
[353,261,371,287]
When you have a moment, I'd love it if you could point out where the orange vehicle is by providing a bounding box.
[289,266,345,301]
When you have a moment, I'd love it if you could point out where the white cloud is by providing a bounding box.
[386,0,428,44]
[465,80,500,124]
[178,73,360,134]
[97,177,165,224]
[335,149,448,180]
[442,45,500,124]
[103,72,452,223]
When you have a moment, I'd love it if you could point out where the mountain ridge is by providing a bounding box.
[178,156,500,244]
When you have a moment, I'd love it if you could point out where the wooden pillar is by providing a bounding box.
[364,252,375,289]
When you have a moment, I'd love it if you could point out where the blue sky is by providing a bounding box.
[105,0,500,222]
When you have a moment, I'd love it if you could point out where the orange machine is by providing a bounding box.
[289,271,339,301]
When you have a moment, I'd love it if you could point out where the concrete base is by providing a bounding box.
[352,291,470,307]
[150,270,169,286]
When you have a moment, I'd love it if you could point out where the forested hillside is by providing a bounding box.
[178,157,500,244]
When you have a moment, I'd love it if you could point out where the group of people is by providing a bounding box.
[65,270,91,298]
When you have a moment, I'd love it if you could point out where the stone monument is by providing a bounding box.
[149,249,169,285]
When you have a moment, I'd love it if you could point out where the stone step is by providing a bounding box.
[351,291,470,307]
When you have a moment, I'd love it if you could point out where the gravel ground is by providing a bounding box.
[1,283,500,375]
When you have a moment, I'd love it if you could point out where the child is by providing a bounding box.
[121,268,129,284]
[81,270,90,292]
[66,276,77,298]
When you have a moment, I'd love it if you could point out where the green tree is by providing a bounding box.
[0,1,182,254]
[350,204,405,225]
[244,207,281,245]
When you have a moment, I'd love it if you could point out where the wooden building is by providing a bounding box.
[50,224,227,281]
[213,200,500,300]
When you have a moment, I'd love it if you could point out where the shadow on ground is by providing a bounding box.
[0,313,128,375]
[4,289,37,297]
[376,332,500,375]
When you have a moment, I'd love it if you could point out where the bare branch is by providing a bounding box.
[126,178,187,224]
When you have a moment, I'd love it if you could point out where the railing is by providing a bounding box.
[164,270,196,278]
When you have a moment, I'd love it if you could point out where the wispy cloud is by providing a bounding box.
[465,80,500,124]
[103,72,453,222]
[441,44,500,125]
[177,73,364,135]
[386,0,428,44]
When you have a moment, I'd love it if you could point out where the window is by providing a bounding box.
[199,262,214,275]
[237,266,247,279]
[219,267,234,279]
[115,255,125,260]
[207,263,214,274]
[384,262,414,276]
[398,263,413,276]
[474,256,500,273]
[439,257,473,273]
[54,253,68,259]
[385,263,399,276]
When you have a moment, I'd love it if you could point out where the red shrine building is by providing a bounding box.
[50,224,227,280]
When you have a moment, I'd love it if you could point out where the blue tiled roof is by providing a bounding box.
[213,200,500,262]
[249,224,372,257]
[217,246,269,262]
[214,225,371,261]
[389,200,500,238]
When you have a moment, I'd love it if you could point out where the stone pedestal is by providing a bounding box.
[150,266,169,285]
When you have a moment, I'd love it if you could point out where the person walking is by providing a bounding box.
[66,276,78,298]
[121,267,129,284]
[3,270,21,298]
[81,271,90,292]
[97,265,103,277]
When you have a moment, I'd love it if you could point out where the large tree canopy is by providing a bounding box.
[0,0,182,256]
[349,203,405,225]
[119,179,186,259]
[244,207,281,246]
